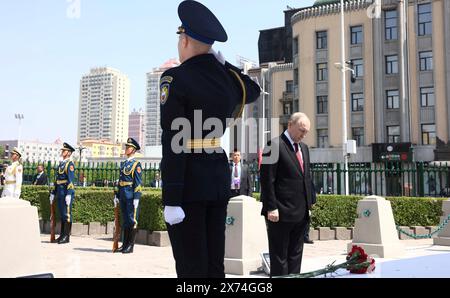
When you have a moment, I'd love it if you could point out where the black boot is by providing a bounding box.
[122,228,137,254]
[58,222,71,244]
[115,228,129,253]
[55,220,65,243]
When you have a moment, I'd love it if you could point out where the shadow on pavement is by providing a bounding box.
[73,247,113,253]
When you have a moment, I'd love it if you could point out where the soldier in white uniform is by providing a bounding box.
[1,148,23,199]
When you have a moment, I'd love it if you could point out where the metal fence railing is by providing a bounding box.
[250,161,450,198]
[19,161,161,188]
[13,161,450,197]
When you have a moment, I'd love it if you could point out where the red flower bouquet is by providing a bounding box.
[280,245,376,278]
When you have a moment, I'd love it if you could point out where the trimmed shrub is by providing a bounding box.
[3,186,445,231]
[310,195,445,228]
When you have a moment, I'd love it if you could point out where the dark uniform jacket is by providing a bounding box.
[260,134,313,222]
[160,53,261,206]
[52,159,75,197]
[118,158,143,201]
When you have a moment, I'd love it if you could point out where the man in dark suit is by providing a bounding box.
[260,112,313,277]
[230,150,253,197]
[33,164,48,186]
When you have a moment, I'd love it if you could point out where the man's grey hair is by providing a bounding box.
[289,112,310,125]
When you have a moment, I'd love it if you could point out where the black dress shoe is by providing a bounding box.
[304,239,314,244]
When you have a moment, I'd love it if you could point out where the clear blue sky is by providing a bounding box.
[0,0,315,145]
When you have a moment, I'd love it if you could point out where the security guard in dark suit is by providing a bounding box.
[160,0,261,278]
[49,142,76,244]
[114,138,142,254]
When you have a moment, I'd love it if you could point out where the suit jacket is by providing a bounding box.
[260,133,313,222]
[229,163,253,197]
[33,172,48,186]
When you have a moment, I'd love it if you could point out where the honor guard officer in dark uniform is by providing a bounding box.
[114,138,143,254]
[49,142,76,244]
[160,0,261,278]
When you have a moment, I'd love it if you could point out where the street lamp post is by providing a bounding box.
[14,114,24,144]
[77,145,87,187]
[261,68,271,147]
[340,0,349,196]
[77,146,87,164]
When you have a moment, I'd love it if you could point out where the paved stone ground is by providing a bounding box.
[39,235,450,278]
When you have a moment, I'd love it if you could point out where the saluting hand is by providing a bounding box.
[208,48,225,65]
[267,209,279,222]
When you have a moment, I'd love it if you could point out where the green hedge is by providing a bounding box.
[311,195,445,227]
[1,185,166,232]
[2,186,446,230]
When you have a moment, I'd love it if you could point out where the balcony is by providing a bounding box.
[280,91,294,102]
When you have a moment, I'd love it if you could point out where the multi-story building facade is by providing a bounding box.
[78,67,130,144]
[128,108,145,147]
[260,0,450,164]
[80,139,122,159]
[0,139,63,163]
[145,59,179,147]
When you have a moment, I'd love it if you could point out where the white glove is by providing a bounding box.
[133,199,139,209]
[113,196,119,207]
[208,48,225,65]
[164,206,185,226]
[65,195,71,206]
[49,194,54,204]
[309,210,312,216]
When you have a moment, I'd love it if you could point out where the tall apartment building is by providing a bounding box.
[78,67,130,144]
[145,59,179,146]
[128,108,145,147]
[259,0,450,163]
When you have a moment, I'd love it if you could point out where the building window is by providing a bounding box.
[317,96,328,114]
[419,51,433,71]
[316,63,328,81]
[286,80,293,93]
[385,10,398,40]
[352,59,364,77]
[283,102,293,116]
[316,31,327,49]
[418,3,432,36]
[351,26,363,45]
[352,127,365,147]
[293,37,299,55]
[351,93,364,112]
[420,87,435,107]
[387,126,400,143]
[386,55,398,74]
[317,129,328,148]
[386,90,400,109]
[422,124,436,145]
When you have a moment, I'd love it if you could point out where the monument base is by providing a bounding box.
[224,195,268,275]
[0,197,46,277]
[348,242,405,258]
[224,258,261,275]
[434,237,450,246]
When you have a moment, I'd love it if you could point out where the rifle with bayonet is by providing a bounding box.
[112,189,121,252]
